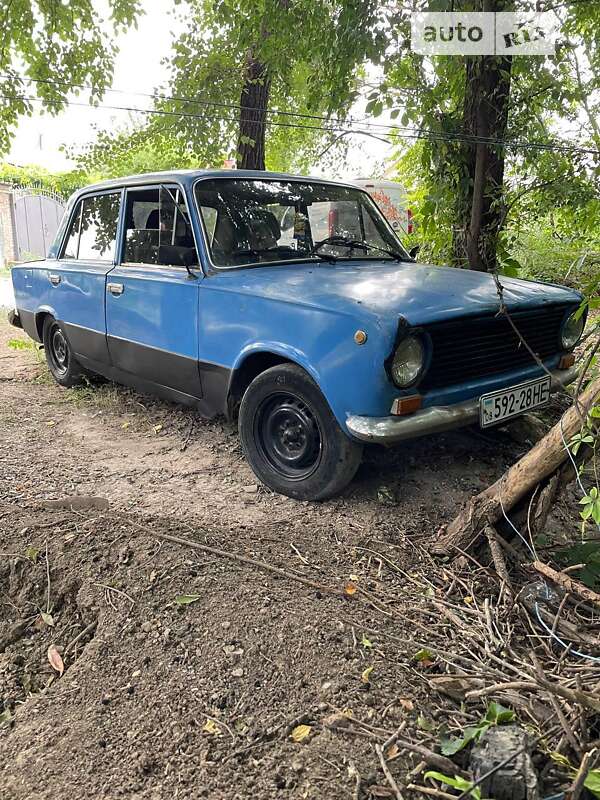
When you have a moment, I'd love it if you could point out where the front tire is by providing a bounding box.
[42,317,86,388]
[238,364,363,500]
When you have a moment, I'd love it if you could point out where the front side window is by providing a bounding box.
[62,192,120,261]
[122,186,198,268]
[194,179,409,268]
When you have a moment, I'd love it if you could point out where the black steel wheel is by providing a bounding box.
[254,393,322,481]
[42,317,86,388]
[48,325,69,376]
[238,363,363,500]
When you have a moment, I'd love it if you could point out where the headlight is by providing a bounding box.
[391,335,425,387]
[561,311,585,350]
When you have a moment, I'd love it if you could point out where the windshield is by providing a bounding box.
[194,178,410,268]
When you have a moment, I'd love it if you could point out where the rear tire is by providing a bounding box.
[238,363,363,500]
[42,317,86,388]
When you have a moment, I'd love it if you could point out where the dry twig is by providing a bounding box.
[375,742,405,800]
[531,561,600,608]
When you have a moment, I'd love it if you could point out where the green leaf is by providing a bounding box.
[175,594,201,605]
[361,636,373,649]
[424,771,482,799]
[584,769,600,799]
[440,725,482,755]
[25,546,39,563]
[41,612,55,627]
[417,715,435,732]
[485,702,515,725]
[414,648,434,662]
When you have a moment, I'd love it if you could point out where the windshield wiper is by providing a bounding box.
[310,235,406,262]
[232,246,339,263]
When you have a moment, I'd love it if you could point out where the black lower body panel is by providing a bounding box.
[78,354,210,415]
[17,309,39,341]
[107,335,204,398]
[8,309,22,329]
[78,347,231,420]
[64,322,111,364]
[18,313,232,420]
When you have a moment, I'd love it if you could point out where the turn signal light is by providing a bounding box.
[391,395,423,416]
[559,353,576,369]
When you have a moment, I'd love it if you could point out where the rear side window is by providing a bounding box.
[122,185,198,268]
[61,192,120,261]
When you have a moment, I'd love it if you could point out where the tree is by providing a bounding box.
[0,0,141,155]
[456,1,513,272]
[75,0,383,175]
[369,0,600,272]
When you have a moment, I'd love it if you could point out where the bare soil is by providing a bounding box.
[0,315,585,799]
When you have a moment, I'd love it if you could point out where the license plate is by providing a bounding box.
[479,376,551,428]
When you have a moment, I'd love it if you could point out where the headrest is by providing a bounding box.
[246,207,281,244]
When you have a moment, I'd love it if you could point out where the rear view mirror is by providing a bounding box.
[409,245,420,259]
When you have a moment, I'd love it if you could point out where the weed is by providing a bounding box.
[439,702,515,756]
[7,338,35,351]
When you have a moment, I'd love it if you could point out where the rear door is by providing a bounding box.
[105,184,203,399]
[49,190,121,367]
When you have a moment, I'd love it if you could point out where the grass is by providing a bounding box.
[7,338,35,351]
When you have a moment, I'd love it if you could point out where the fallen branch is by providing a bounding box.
[406,784,457,799]
[485,525,514,598]
[434,376,600,555]
[147,529,346,598]
[394,739,470,779]
[568,749,597,800]
[531,561,600,609]
[465,680,539,699]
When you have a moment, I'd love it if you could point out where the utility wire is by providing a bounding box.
[1,88,599,158]
[0,73,366,129]
[6,72,600,156]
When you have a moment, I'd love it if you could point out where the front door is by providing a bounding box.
[105,184,203,399]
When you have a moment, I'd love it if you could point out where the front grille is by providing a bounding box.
[420,303,570,391]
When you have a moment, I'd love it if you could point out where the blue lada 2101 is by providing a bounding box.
[10,170,584,500]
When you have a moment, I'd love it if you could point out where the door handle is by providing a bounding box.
[107,283,124,296]
[49,274,61,286]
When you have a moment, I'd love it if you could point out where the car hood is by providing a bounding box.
[209,260,581,326]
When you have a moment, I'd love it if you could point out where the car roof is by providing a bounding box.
[73,169,361,196]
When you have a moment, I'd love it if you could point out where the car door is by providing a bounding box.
[48,190,121,368]
[105,183,203,399]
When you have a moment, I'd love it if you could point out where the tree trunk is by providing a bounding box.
[452,0,513,271]
[237,51,270,170]
[433,377,600,556]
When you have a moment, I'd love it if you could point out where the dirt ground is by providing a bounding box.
[0,313,588,799]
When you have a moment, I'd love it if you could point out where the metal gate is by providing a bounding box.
[12,187,65,261]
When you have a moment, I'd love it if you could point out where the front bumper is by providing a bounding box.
[346,365,579,445]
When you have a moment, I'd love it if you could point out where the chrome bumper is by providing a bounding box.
[346,366,579,445]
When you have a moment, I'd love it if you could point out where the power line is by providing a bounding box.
[4,72,599,157]
[6,72,599,157]
[2,89,599,158]
[0,73,366,129]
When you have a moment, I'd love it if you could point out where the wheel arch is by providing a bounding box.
[34,306,57,342]
[227,346,320,417]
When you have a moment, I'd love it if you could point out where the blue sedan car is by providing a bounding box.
[9,170,584,500]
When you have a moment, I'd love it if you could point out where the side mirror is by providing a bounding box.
[409,245,420,259]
